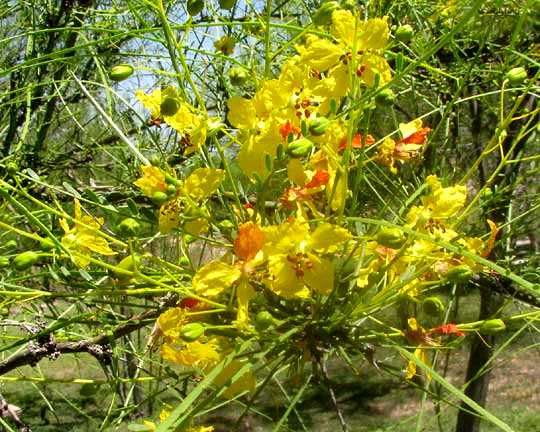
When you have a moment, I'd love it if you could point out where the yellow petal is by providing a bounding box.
[236,279,256,324]
[227,97,256,129]
[157,308,188,340]
[134,165,168,197]
[184,168,225,200]
[330,10,356,45]
[286,159,308,186]
[356,16,389,51]
[158,199,181,234]
[266,255,310,299]
[193,261,241,297]
[309,223,352,253]
[303,255,334,295]
[399,119,423,139]
[185,218,210,236]
[136,88,162,118]
[299,37,342,72]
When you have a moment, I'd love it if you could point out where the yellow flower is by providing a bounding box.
[262,220,351,299]
[406,175,467,230]
[133,165,168,198]
[403,318,433,380]
[136,87,206,154]
[375,119,431,174]
[298,11,392,87]
[60,198,116,267]
[134,166,224,234]
[192,222,264,324]
[161,339,221,370]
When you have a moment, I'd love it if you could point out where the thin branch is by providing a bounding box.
[0,294,178,376]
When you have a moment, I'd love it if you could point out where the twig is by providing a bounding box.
[0,294,178,376]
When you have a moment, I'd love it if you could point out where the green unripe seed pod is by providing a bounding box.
[151,191,169,206]
[164,173,181,186]
[160,97,180,116]
[479,318,506,335]
[394,24,414,43]
[0,256,10,268]
[113,254,140,279]
[229,67,249,86]
[39,237,55,251]
[218,0,236,10]
[109,64,134,82]
[180,322,205,342]
[254,311,274,331]
[308,117,331,136]
[312,1,340,26]
[149,155,161,167]
[5,161,19,176]
[375,88,395,107]
[166,184,177,197]
[184,234,197,244]
[506,67,527,86]
[446,264,473,284]
[376,227,407,249]
[422,296,445,317]
[3,240,17,250]
[187,0,204,16]
[13,251,40,271]
[117,218,141,237]
[287,138,314,158]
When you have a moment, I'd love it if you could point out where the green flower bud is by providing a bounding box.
[5,161,19,176]
[13,251,40,271]
[308,117,331,136]
[254,311,274,331]
[187,0,204,16]
[312,1,340,26]
[479,318,506,335]
[394,24,414,43]
[287,138,314,158]
[180,322,205,342]
[0,256,10,268]
[166,184,177,197]
[184,234,197,244]
[160,97,180,116]
[422,297,445,316]
[446,264,473,284]
[3,240,17,250]
[375,88,395,107]
[164,173,181,186]
[506,67,527,86]
[117,218,141,237]
[39,237,55,251]
[219,0,236,10]
[151,191,169,206]
[113,255,140,279]
[109,64,134,82]
[229,67,249,86]
[376,227,407,249]
[149,155,161,167]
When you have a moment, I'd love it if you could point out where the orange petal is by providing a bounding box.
[304,170,330,188]
[234,222,265,261]
[339,134,375,150]
[398,127,431,145]
[481,219,499,257]
[429,323,466,337]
